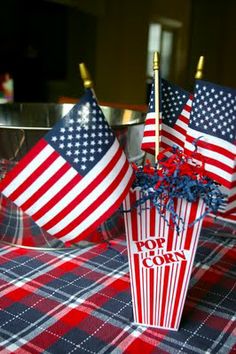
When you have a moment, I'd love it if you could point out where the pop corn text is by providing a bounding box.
[133,238,187,268]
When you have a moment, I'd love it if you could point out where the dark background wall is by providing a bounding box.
[187,0,236,89]
[1,1,68,101]
[0,0,235,104]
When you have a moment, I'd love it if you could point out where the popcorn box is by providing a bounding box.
[123,189,206,330]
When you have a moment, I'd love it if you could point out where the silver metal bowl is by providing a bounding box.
[0,102,145,128]
[0,103,145,161]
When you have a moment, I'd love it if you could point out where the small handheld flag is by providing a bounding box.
[141,78,192,154]
[184,79,236,189]
[0,89,134,244]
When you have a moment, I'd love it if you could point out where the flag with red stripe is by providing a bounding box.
[211,182,236,223]
[141,79,192,155]
[141,79,159,154]
[184,80,236,189]
[213,212,236,224]
[161,80,193,152]
[0,89,134,244]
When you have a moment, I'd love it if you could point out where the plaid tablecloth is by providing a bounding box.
[0,230,235,354]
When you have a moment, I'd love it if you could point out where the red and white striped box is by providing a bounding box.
[123,188,206,330]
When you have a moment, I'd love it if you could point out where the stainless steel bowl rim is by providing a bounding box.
[0,103,145,129]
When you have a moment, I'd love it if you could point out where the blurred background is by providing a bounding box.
[0,0,235,105]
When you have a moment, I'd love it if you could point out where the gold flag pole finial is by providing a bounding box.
[79,62,93,88]
[153,51,160,161]
[153,51,160,71]
[195,55,204,79]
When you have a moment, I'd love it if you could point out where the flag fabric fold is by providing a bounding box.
[141,80,158,154]
[184,80,236,189]
[161,79,193,151]
[141,77,236,223]
[184,80,236,220]
[141,78,192,155]
[0,89,134,244]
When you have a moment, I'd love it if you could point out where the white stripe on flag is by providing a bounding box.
[36,139,121,226]
[25,167,78,215]
[2,145,54,197]
[181,108,191,118]
[186,127,235,156]
[162,125,186,141]
[203,163,234,183]
[15,156,65,206]
[185,141,235,170]
[176,119,188,131]
[144,124,155,132]
[47,150,128,234]
[59,164,133,241]
[142,136,155,144]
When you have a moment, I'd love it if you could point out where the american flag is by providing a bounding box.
[184,80,236,188]
[141,80,158,154]
[141,79,192,154]
[0,89,134,244]
[184,80,236,219]
[213,210,236,224]
[211,183,236,223]
[210,179,236,222]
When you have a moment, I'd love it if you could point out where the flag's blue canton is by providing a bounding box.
[161,79,188,127]
[190,80,236,143]
[147,76,161,113]
[148,81,155,113]
[45,90,115,176]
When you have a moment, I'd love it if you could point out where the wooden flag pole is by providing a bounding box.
[195,56,204,79]
[153,51,160,161]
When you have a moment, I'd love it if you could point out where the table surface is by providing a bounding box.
[0,222,235,354]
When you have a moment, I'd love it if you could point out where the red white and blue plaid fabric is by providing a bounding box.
[0,224,235,353]
[0,191,124,247]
